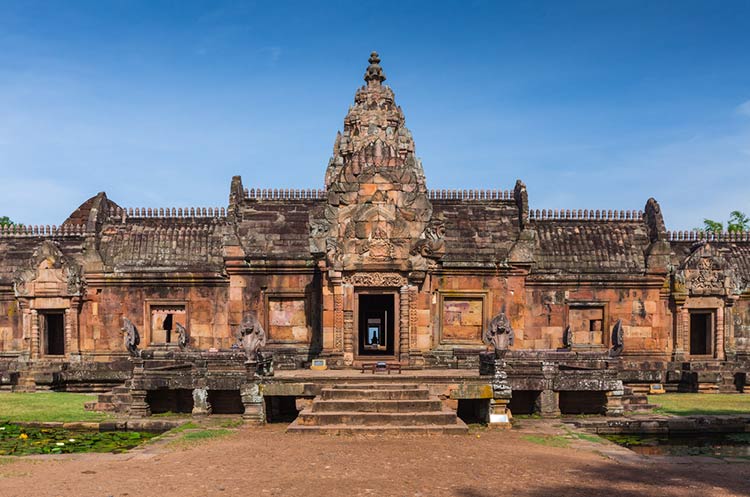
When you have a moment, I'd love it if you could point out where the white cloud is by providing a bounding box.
[737,100,750,117]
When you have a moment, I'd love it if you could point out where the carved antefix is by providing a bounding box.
[13,240,85,298]
[309,53,446,272]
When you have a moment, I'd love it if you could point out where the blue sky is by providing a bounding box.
[1,0,748,230]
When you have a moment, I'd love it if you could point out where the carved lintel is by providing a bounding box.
[343,272,407,287]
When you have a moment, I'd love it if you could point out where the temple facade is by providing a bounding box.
[1,53,749,419]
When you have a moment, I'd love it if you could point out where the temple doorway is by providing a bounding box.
[357,294,395,357]
[689,311,713,356]
[42,312,65,356]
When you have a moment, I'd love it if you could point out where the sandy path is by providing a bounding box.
[1,423,749,497]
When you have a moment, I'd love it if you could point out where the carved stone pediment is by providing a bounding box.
[343,272,407,287]
[13,240,85,298]
[677,242,740,297]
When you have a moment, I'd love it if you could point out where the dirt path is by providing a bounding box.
[1,422,749,497]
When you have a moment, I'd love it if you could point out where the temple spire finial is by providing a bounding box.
[364,51,386,86]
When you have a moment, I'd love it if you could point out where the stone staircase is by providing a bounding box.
[84,383,132,414]
[287,383,468,435]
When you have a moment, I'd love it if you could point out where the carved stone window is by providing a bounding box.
[567,304,606,346]
[265,295,311,344]
[146,301,187,345]
[439,293,487,345]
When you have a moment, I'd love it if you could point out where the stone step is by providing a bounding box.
[286,420,469,435]
[331,383,420,390]
[111,386,131,394]
[84,401,116,412]
[295,409,458,426]
[320,388,429,400]
[624,403,657,412]
[311,399,443,413]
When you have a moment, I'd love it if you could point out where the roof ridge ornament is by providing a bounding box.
[364,51,386,86]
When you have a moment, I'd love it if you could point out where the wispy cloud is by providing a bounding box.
[737,100,750,117]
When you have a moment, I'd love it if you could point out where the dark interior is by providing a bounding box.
[44,312,65,356]
[358,294,395,356]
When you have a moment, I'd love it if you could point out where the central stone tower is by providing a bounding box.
[310,52,445,277]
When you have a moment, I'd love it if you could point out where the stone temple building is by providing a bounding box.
[0,53,748,428]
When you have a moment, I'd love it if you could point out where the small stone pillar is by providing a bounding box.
[489,357,512,429]
[538,390,560,418]
[129,389,151,417]
[241,361,265,424]
[192,387,211,417]
[128,359,151,417]
[604,381,624,417]
[241,383,265,424]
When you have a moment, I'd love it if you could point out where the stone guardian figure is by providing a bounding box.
[238,314,267,363]
[484,312,515,358]
[610,319,624,357]
[121,317,140,357]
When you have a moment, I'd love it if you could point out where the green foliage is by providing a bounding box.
[522,434,570,448]
[698,211,749,234]
[0,216,15,227]
[0,392,111,423]
[728,211,750,233]
[700,219,723,233]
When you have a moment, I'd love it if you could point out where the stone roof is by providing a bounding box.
[531,218,650,274]
[433,199,520,266]
[98,216,227,272]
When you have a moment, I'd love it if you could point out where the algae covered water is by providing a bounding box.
[0,422,158,455]
[603,432,750,458]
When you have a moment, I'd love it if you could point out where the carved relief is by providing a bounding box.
[677,242,742,296]
[13,240,85,298]
[343,272,407,287]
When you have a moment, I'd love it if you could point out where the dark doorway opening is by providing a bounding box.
[690,312,712,356]
[146,389,193,414]
[265,396,299,423]
[508,390,541,415]
[457,399,489,424]
[559,391,607,415]
[358,294,395,357]
[43,312,65,356]
[208,390,244,414]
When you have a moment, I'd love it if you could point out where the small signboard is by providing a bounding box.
[649,383,666,394]
[310,359,327,371]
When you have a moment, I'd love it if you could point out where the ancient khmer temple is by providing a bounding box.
[1,53,748,431]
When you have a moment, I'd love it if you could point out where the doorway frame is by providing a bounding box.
[353,289,400,362]
[688,310,715,358]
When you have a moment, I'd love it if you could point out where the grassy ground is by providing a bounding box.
[0,392,112,423]
[649,393,750,416]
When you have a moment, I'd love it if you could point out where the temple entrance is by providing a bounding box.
[41,312,65,356]
[690,312,713,356]
[357,294,395,357]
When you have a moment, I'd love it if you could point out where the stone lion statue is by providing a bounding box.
[484,312,514,356]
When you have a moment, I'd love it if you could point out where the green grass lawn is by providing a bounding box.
[649,393,750,416]
[0,392,112,423]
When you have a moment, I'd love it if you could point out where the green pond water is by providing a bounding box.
[603,432,750,458]
[0,422,159,455]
